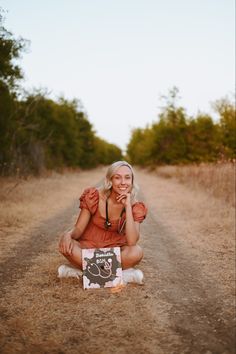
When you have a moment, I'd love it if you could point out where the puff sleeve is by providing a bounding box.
[132,202,147,223]
[79,187,99,215]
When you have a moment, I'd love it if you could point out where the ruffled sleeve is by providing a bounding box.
[132,202,147,223]
[79,187,99,215]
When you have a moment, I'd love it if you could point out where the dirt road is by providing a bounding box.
[0,168,235,354]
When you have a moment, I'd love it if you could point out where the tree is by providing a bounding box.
[213,97,236,158]
[127,87,230,166]
[0,9,28,91]
[0,9,29,173]
[186,114,220,162]
[150,87,188,164]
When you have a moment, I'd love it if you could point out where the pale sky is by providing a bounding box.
[1,0,235,151]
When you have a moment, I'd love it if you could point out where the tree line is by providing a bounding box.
[127,87,235,166]
[0,11,122,175]
[1,10,235,175]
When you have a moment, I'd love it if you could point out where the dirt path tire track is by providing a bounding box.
[0,201,77,294]
[0,170,235,354]
[141,207,235,353]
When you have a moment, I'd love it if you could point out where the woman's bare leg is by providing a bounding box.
[60,243,143,270]
[59,241,83,269]
[121,245,143,269]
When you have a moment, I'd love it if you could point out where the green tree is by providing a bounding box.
[150,87,188,164]
[186,114,220,162]
[127,87,228,166]
[0,9,28,173]
[94,137,123,165]
[16,94,96,172]
[0,10,27,91]
[213,97,236,158]
[14,93,123,173]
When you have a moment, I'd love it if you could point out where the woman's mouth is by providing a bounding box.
[116,187,129,194]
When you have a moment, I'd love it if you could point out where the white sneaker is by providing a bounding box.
[58,264,82,279]
[122,268,144,285]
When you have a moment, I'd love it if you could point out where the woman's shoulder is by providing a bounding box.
[79,187,99,214]
[132,201,148,223]
[80,187,99,197]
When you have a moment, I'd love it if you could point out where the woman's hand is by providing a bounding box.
[59,232,74,256]
[116,192,132,207]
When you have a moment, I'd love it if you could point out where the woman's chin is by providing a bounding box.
[111,189,123,196]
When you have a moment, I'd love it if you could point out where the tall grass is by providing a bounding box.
[154,161,235,207]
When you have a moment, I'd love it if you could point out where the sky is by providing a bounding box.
[1,0,235,151]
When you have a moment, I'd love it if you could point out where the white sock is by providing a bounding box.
[58,264,82,279]
[122,268,144,285]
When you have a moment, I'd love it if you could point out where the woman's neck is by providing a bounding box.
[108,190,120,205]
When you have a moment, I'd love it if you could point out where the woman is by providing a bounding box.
[58,161,147,284]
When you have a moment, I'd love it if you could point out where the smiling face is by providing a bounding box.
[111,165,133,195]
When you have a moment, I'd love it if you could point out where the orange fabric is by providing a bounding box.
[78,187,147,249]
[79,187,99,215]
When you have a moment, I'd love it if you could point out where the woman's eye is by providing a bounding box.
[113,175,131,181]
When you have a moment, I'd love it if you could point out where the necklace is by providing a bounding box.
[104,198,112,229]
[104,198,125,234]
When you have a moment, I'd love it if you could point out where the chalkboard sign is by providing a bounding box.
[82,247,123,289]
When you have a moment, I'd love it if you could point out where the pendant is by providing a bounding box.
[104,220,112,229]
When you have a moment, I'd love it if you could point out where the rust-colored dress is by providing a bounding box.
[78,187,147,249]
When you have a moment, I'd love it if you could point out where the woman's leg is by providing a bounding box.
[60,242,143,270]
[59,241,83,269]
[121,245,143,269]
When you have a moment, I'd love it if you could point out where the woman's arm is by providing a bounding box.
[71,208,91,239]
[59,208,91,256]
[124,202,140,245]
[117,193,140,246]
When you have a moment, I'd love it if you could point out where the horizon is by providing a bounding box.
[1,0,235,151]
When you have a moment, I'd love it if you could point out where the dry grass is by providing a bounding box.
[0,168,106,227]
[154,162,235,207]
[137,169,235,290]
[0,168,235,353]
[0,168,105,263]
[0,239,173,354]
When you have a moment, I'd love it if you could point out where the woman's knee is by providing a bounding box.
[134,245,144,262]
[125,245,143,262]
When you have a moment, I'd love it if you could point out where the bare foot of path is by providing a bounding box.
[0,168,235,354]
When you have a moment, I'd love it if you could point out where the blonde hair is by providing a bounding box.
[98,161,139,201]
